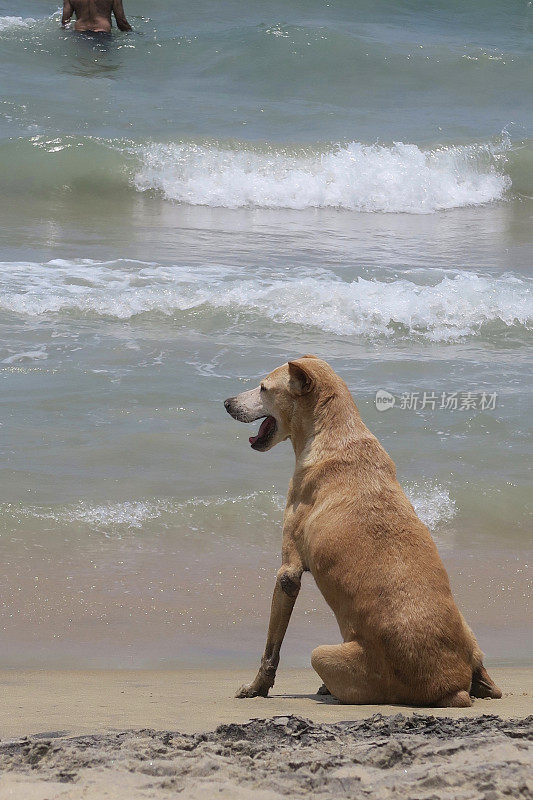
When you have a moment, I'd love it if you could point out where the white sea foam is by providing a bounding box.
[13,485,452,532]
[0,259,530,341]
[133,139,510,213]
[15,491,285,530]
[43,500,168,529]
[404,482,456,531]
[0,16,37,31]
[1,347,48,365]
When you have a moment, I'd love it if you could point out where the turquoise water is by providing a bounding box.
[0,0,531,669]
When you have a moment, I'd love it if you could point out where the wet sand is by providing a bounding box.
[0,668,531,799]
[1,668,531,738]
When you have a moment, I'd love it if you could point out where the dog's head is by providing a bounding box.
[224,355,348,452]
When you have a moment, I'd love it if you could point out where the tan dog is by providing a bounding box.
[224,356,502,707]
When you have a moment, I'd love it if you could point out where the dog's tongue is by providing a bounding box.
[249,416,272,445]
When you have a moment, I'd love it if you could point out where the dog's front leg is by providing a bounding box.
[236,562,302,698]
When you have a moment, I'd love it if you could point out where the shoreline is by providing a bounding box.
[0,668,531,800]
[1,667,531,740]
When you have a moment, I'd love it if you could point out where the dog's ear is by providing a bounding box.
[288,360,314,395]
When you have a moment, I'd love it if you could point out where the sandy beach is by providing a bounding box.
[0,668,532,798]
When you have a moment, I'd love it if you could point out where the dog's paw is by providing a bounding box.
[235,683,268,699]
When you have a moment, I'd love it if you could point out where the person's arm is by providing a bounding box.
[113,0,132,31]
[61,0,73,26]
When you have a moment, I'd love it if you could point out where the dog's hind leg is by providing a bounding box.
[311,641,388,704]
[434,690,472,708]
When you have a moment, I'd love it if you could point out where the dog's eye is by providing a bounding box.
[260,384,266,392]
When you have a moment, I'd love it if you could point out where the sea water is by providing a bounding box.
[0,0,531,668]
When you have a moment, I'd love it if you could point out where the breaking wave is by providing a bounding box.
[2,134,526,213]
[134,138,511,213]
[0,259,530,342]
[10,483,453,532]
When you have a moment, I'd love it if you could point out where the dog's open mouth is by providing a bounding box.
[249,416,277,450]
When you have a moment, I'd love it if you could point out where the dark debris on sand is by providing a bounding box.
[1,714,532,798]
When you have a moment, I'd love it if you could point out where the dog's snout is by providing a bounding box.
[224,397,233,412]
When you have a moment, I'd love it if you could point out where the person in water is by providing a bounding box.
[61,0,132,33]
